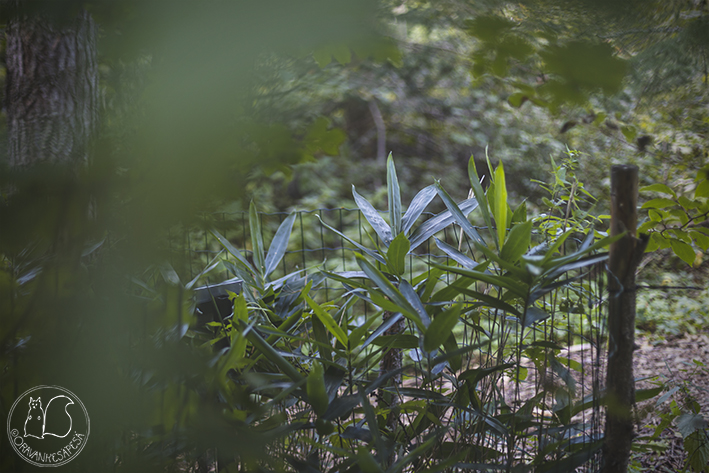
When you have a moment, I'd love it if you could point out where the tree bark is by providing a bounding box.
[5,7,98,168]
[602,165,648,473]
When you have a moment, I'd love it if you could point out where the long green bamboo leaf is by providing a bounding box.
[472,239,529,281]
[468,155,496,251]
[434,181,485,246]
[249,200,266,275]
[353,185,393,245]
[307,361,329,416]
[456,288,521,316]
[386,232,410,276]
[372,334,419,349]
[306,294,349,348]
[237,319,303,383]
[434,237,477,269]
[387,153,402,237]
[357,256,424,330]
[423,304,461,352]
[348,312,381,349]
[529,273,586,303]
[493,162,508,248]
[543,252,609,281]
[522,306,551,328]
[539,230,574,264]
[186,250,223,289]
[408,197,480,250]
[460,363,515,387]
[361,313,403,350]
[536,441,603,473]
[390,435,439,473]
[264,211,296,277]
[399,279,431,327]
[500,220,532,263]
[360,389,385,458]
[316,215,387,265]
[402,184,437,234]
[431,262,527,298]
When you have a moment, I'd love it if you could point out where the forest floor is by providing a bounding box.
[632,330,709,472]
[495,329,709,471]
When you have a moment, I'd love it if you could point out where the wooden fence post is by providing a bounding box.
[602,165,648,473]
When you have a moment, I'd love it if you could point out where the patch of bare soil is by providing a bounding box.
[495,330,709,470]
[633,331,709,471]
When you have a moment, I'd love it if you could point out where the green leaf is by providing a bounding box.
[457,288,521,316]
[493,162,508,248]
[431,263,527,298]
[408,197,480,250]
[500,220,532,263]
[348,313,380,350]
[635,386,663,403]
[443,333,461,372]
[647,232,670,252]
[264,212,296,277]
[303,117,346,157]
[398,280,431,327]
[311,313,332,362]
[511,201,527,223]
[641,198,677,210]
[434,237,478,269]
[402,185,437,235]
[352,185,393,246]
[306,294,349,348]
[359,390,384,456]
[434,181,484,246]
[312,47,332,68]
[641,183,677,198]
[372,334,419,349]
[237,319,303,382]
[459,363,515,387]
[522,306,551,328]
[677,413,708,438]
[357,256,424,330]
[537,441,603,473]
[678,196,699,210]
[690,231,709,251]
[332,44,351,65]
[621,125,637,142]
[684,430,709,473]
[464,15,516,41]
[468,155,496,250]
[387,153,402,237]
[669,239,696,265]
[386,232,410,276]
[539,41,627,102]
[316,215,387,265]
[357,447,384,473]
[307,361,329,417]
[695,179,709,198]
[508,92,528,108]
[249,201,266,274]
[423,304,461,352]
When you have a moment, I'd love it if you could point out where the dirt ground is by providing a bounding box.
[495,329,709,470]
[632,331,709,471]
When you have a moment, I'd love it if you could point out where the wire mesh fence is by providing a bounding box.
[172,207,609,472]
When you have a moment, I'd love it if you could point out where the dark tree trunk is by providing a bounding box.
[5,7,98,168]
[602,165,648,473]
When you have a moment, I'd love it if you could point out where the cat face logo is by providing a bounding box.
[7,386,90,467]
